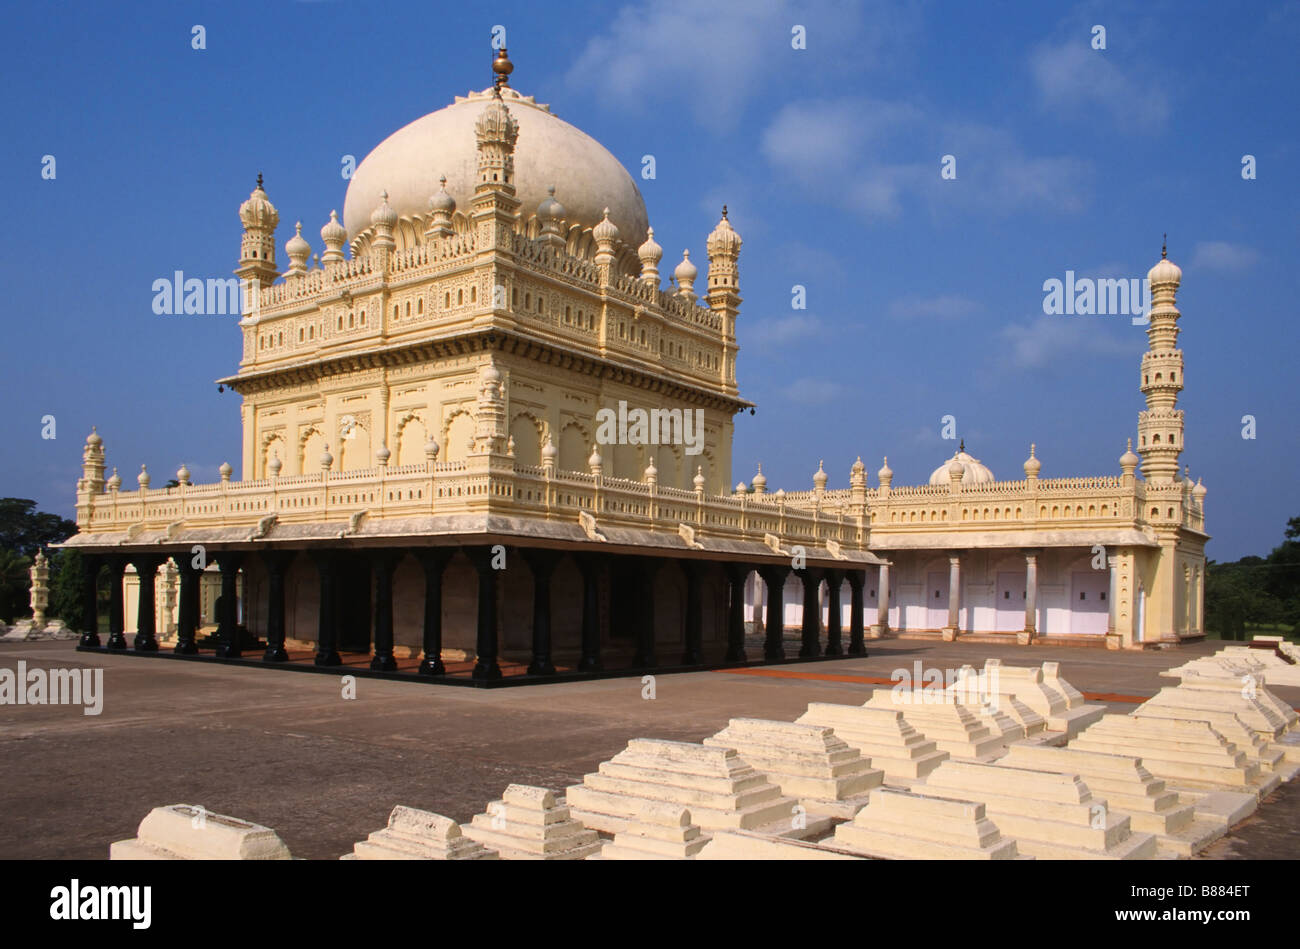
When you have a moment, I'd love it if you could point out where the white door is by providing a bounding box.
[926,571,948,629]
[995,571,1026,632]
[1069,570,1109,635]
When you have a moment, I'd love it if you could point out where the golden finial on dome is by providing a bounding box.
[493,47,513,88]
[256,172,264,190]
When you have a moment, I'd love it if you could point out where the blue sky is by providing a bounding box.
[1,0,1295,560]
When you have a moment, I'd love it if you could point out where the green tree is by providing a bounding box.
[49,548,87,631]
[0,549,32,624]
[0,498,77,556]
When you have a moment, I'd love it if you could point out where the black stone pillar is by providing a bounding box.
[467,546,502,680]
[522,550,559,676]
[369,550,400,671]
[632,557,661,668]
[724,563,748,662]
[78,554,102,647]
[106,557,127,650]
[681,562,704,666]
[759,566,789,661]
[311,551,341,666]
[131,555,165,652]
[824,569,844,657]
[172,553,201,655]
[214,552,245,658]
[847,571,867,657]
[577,554,602,672]
[415,549,453,676]
[799,568,823,658]
[261,551,294,662]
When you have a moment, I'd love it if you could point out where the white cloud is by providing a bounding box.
[1190,240,1259,273]
[887,294,982,321]
[566,0,915,129]
[748,314,824,346]
[781,377,851,406]
[998,316,1136,370]
[1028,38,1169,127]
[761,97,1090,219]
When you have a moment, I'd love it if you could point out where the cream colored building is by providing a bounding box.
[63,52,1205,678]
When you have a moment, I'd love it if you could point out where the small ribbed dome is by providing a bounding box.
[475,92,519,146]
[751,463,767,492]
[706,208,742,257]
[537,185,565,223]
[286,222,311,266]
[1119,438,1139,470]
[375,443,391,464]
[137,465,151,488]
[851,456,866,477]
[319,445,334,469]
[674,249,698,285]
[176,463,191,484]
[238,176,279,231]
[371,190,398,229]
[1193,478,1207,499]
[593,207,619,244]
[928,444,995,486]
[107,467,121,490]
[1148,242,1181,286]
[320,209,346,246]
[428,176,456,214]
[86,427,102,447]
[735,481,748,495]
[218,461,233,480]
[268,454,283,476]
[541,436,557,462]
[638,226,663,266]
[813,459,828,489]
[1023,443,1041,477]
[878,457,893,481]
[693,466,706,491]
[588,444,603,469]
[644,457,658,482]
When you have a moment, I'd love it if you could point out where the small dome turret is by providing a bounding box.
[929,441,994,486]
[320,210,347,264]
[429,176,457,214]
[286,222,311,274]
[537,185,565,223]
[674,249,698,298]
[370,189,398,229]
[1023,443,1041,478]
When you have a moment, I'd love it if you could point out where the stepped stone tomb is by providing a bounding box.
[110,804,292,860]
[697,830,865,860]
[997,745,1224,856]
[832,787,1022,860]
[941,665,1027,740]
[1069,714,1279,800]
[565,739,803,836]
[590,803,710,860]
[461,784,600,860]
[921,759,1157,859]
[864,691,1005,760]
[795,703,949,782]
[344,805,497,860]
[982,659,1105,738]
[702,718,883,818]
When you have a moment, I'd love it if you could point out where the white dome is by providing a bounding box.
[928,445,995,486]
[343,85,648,251]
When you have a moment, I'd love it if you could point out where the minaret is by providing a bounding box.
[75,428,105,525]
[471,51,521,253]
[706,206,742,393]
[236,173,280,289]
[1137,238,1184,482]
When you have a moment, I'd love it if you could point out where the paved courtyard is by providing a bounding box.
[1,637,1295,860]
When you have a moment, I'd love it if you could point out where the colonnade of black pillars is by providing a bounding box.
[77,547,868,673]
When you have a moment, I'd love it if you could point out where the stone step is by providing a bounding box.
[462,785,601,860]
[110,804,291,860]
[344,806,497,860]
[796,703,949,781]
[832,788,1022,860]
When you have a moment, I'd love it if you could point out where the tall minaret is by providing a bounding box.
[236,173,280,289]
[706,206,742,394]
[471,50,521,253]
[1137,238,1184,482]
